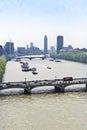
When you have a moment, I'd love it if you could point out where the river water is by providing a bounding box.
[0,58,87,130]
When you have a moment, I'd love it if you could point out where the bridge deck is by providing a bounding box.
[0,78,87,91]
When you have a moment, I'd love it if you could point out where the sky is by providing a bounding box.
[0,0,87,49]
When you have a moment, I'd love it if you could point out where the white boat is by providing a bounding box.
[55,59,61,62]
[49,58,54,61]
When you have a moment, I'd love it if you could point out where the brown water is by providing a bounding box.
[0,59,87,130]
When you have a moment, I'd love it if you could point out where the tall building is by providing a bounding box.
[17,47,26,56]
[44,35,48,55]
[4,41,14,56]
[0,45,4,56]
[30,42,33,48]
[57,35,64,54]
[50,46,55,53]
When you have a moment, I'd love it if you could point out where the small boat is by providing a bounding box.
[15,59,21,62]
[47,66,51,69]
[31,67,38,74]
[21,62,29,68]
[20,61,24,64]
[55,59,61,62]
[32,67,37,71]
[22,67,30,71]
[49,58,54,61]
[32,71,38,75]
[22,65,30,71]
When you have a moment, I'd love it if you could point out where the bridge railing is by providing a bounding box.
[0,78,87,90]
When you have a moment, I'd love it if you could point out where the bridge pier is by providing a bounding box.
[55,86,61,92]
[24,88,31,94]
[42,57,45,60]
[86,84,87,91]
[54,85,64,93]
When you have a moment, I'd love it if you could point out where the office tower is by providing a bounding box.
[44,35,48,55]
[4,41,14,56]
[0,45,4,56]
[57,35,63,54]
[17,47,26,56]
[30,42,33,48]
[50,46,55,53]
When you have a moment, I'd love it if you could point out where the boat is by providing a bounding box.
[32,71,38,75]
[30,67,38,74]
[21,62,30,71]
[55,59,61,62]
[47,66,52,69]
[49,58,54,61]
[21,62,29,69]
[20,61,24,64]
[22,67,30,71]
[32,67,37,71]
[15,59,21,62]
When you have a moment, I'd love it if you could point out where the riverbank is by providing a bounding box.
[50,50,87,64]
[0,56,6,82]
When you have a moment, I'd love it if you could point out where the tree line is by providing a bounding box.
[50,50,87,63]
[0,56,6,82]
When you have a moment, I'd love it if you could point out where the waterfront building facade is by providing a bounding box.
[17,47,26,56]
[4,41,14,56]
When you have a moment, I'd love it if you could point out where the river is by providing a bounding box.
[0,58,87,130]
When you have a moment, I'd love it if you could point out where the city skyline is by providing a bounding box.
[0,0,87,49]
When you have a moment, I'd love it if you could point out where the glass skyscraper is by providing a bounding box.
[4,41,14,56]
[44,35,48,55]
[57,35,63,54]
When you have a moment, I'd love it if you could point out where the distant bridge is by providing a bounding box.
[0,78,87,94]
[15,55,49,60]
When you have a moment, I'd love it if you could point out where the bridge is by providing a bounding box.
[15,55,49,61]
[0,78,87,94]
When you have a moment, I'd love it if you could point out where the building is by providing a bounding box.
[17,47,26,56]
[60,45,73,53]
[4,41,14,56]
[29,43,42,55]
[50,46,55,53]
[30,42,33,48]
[44,35,48,55]
[57,35,64,54]
[0,45,4,56]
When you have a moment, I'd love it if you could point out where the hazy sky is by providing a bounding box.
[0,0,87,49]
